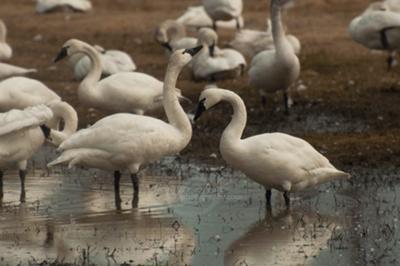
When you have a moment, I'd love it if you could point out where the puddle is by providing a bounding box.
[0,149,398,265]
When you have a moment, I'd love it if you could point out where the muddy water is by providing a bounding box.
[0,148,398,265]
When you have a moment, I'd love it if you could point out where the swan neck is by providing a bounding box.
[271,2,290,53]
[221,92,247,144]
[0,23,6,43]
[50,102,78,146]
[79,44,102,102]
[163,64,191,139]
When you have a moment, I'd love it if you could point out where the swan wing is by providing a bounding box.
[0,63,37,80]
[0,105,53,136]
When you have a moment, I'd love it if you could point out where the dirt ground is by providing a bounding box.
[0,0,400,265]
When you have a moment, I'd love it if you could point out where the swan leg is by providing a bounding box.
[261,95,267,108]
[114,170,121,210]
[236,18,241,30]
[283,91,290,115]
[265,189,272,208]
[212,21,217,31]
[19,170,26,203]
[283,191,290,208]
[387,51,397,71]
[0,170,3,201]
[131,174,139,208]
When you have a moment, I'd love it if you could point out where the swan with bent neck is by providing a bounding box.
[248,0,300,114]
[194,88,350,209]
[48,46,202,209]
[0,77,78,146]
[54,39,187,115]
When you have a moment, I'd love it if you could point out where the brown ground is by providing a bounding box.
[1,0,399,169]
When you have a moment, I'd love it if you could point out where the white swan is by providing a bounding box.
[349,1,400,70]
[155,20,198,55]
[385,0,400,13]
[69,45,136,80]
[54,39,188,115]
[0,77,78,146]
[192,28,246,81]
[36,0,92,14]
[0,105,53,202]
[48,46,202,208]
[194,88,350,208]
[202,0,243,30]
[248,0,300,114]
[0,63,37,80]
[228,19,301,58]
[0,20,12,61]
[176,6,244,30]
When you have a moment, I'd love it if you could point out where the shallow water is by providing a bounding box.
[0,150,399,266]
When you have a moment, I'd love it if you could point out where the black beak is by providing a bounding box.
[161,42,173,52]
[184,45,203,56]
[54,46,68,63]
[194,99,206,121]
[40,125,51,140]
[209,43,215,57]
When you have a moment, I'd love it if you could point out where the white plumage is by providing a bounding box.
[55,39,187,115]
[36,0,92,14]
[176,5,244,30]
[0,105,53,202]
[0,77,78,146]
[202,0,243,30]
[194,88,350,208]
[0,63,36,80]
[192,28,246,81]
[69,45,136,80]
[0,19,12,61]
[48,47,202,208]
[248,0,300,114]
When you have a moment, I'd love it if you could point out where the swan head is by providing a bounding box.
[169,46,203,68]
[366,1,388,12]
[155,20,186,51]
[197,28,218,56]
[54,39,94,62]
[194,87,224,121]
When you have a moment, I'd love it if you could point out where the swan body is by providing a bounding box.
[229,20,301,58]
[0,105,53,202]
[202,0,243,29]
[48,46,202,208]
[0,77,78,146]
[36,0,92,14]
[0,63,37,80]
[194,88,350,207]
[385,0,400,13]
[0,20,12,61]
[248,0,300,114]
[55,39,187,115]
[70,45,136,80]
[155,20,198,55]
[192,28,246,81]
[176,6,244,30]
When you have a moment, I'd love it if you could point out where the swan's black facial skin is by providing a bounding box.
[183,45,203,56]
[209,43,215,57]
[194,98,206,121]
[161,42,173,51]
[54,46,69,63]
[40,125,51,140]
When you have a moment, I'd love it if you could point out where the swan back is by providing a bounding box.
[36,0,92,13]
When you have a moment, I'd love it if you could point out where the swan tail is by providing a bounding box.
[293,168,351,191]
[47,149,80,168]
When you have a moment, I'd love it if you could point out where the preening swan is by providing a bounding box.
[0,105,53,202]
[0,77,78,146]
[248,0,300,114]
[69,45,136,80]
[48,46,202,209]
[349,1,400,70]
[176,6,244,30]
[54,39,188,115]
[155,20,198,55]
[192,28,246,81]
[0,20,12,61]
[228,19,301,58]
[0,63,36,80]
[202,0,243,30]
[194,88,350,208]
[36,0,92,14]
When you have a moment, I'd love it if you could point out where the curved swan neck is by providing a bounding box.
[271,1,291,54]
[163,64,191,138]
[0,22,6,43]
[78,44,102,102]
[221,91,247,143]
[49,102,78,146]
